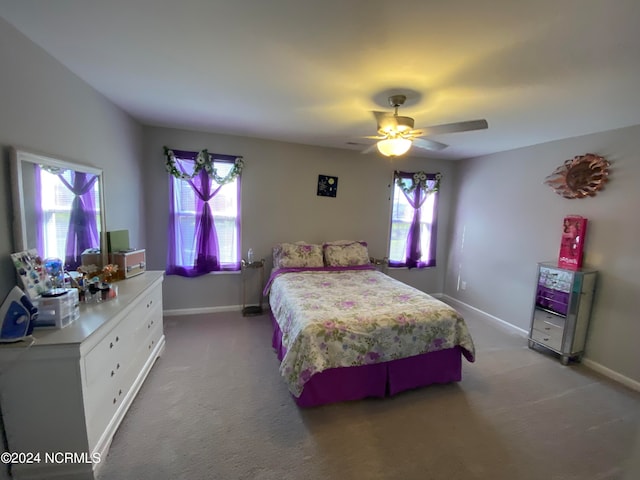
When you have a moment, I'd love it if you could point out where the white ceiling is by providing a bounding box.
[2,0,640,160]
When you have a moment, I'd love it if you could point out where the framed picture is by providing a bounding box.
[317,174,338,197]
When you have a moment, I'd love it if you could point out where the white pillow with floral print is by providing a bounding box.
[325,239,359,245]
[323,241,370,267]
[273,243,324,269]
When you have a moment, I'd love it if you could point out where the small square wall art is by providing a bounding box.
[317,174,338,197]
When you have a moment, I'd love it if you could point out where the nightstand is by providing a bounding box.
[370,257,389,274]
[241,259,265,316]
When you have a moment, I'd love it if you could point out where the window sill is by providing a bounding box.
[387,265,436,270]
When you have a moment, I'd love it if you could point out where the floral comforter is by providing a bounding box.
[267,267,476,397]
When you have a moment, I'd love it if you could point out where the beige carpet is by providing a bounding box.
[96,303,640,480]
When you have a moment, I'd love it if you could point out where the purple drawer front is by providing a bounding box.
[537,286,570,303]
[536,286,569,316]
[546,299,569,316]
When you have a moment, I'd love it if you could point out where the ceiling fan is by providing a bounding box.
[363,94,488,157]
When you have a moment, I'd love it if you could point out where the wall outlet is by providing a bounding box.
[460,281,467,290]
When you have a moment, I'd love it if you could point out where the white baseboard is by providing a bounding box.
[441,295,640,393]
[163,305,242,316]
[441,294,528,335]
[581,358,640,393]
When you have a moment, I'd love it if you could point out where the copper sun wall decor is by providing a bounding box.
[544,153,610,199]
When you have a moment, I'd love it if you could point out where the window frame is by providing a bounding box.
[166,151,242,276]
[387,171,440,269]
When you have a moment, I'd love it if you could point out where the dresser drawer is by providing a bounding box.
[536,286,570,305]
[139,284,163,321]
[133,320,164,374]
[532,309,564,352]
[85,378,123,449]
[84,345,131,419]
[531,326,563,351]
[84,284,161,386]
[86,321,163,449]
[535,294,569,316]
[539,267,573,293]
[84,323,133,388]
[532,309,564,331]
[134,302,162,344]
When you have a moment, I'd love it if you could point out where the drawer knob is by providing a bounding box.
[110,370,114,377]
[110,342,113,349]
[113,398,116,404]
[117,363,120,370]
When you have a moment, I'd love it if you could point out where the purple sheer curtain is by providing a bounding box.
[190,168,224,272]
[166,149,240,277]
[58,171,99,270]
[389,171,439,269]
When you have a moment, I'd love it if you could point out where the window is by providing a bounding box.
[388,171,439,268]
[165,149,242,276]
[36,166,101,269]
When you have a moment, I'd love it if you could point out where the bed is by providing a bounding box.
[265,241,476,407]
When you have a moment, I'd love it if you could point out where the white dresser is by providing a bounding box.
[0,271,165,480]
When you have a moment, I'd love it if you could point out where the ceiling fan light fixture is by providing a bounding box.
[377,138,412,157]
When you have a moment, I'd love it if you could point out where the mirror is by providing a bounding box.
[10,147,107,269]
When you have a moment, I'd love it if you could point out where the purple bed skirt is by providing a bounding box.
[271,313,463,407]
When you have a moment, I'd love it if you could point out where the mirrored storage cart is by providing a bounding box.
[528,262,597,365]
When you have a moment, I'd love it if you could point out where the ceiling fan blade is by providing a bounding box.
[361,143,378,154]
[418,119,488,136]
[412,137,449,151]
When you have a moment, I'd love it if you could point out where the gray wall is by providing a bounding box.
[445,125,640,384]
[0,18,145,479]
[144,126,457,311]
[0,17,146,302]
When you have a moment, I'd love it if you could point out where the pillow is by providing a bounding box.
[272,243,324,269]
[323,241,370,267]
[324,239,359,245]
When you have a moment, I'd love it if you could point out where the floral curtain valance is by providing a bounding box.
[164,147,243,184]
[394,171,441,194]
